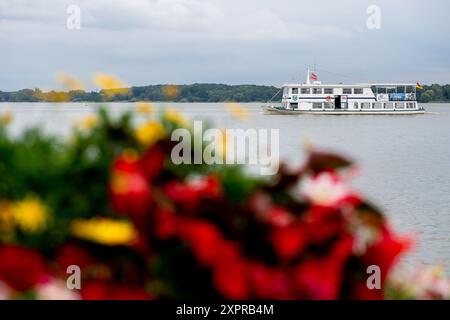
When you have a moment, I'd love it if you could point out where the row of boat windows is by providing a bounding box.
[291,102,417,109]
[358,102,416,109]
[371,86,416,94]
[289,88,364,95]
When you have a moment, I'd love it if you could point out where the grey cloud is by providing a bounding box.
[1,0,450,91]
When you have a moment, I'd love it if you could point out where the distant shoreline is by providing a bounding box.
[1,83,449,103]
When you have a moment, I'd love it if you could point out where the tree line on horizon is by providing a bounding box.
[0,83,449,103]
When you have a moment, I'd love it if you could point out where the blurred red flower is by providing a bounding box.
[213,257,249,299]
[295,235,353,299]
[0,245,48,292]
[306,205,348,245]
[164,181,199,209]
[81,281,151,300]
[110,155,152,220]
[153,209,178,240]
[361,226,412,283]
[55,243,97,272]
[179,219,224,267]
[271,222,307,261]
[196,175,222,199]
[249,263,292,299]
[264,206,294,227]
[164,175,221,210]
[140,144,165,180]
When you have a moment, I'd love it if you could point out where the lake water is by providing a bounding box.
[1,102,449,270]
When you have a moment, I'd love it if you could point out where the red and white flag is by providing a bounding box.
[310,72,318,81]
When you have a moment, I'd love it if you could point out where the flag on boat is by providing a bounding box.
[310,72,318,81]
[416,83,423,89]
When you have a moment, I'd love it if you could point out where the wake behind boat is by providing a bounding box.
[262,69,425,115]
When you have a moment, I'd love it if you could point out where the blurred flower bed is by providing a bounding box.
[0,106,448,300]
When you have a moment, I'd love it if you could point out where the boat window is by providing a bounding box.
[313,88,322,94]
[290,103,298,109]
[341,103,348,109]
[312,102,322,109]
[324,88,333,94]
[405,86,414,93]
[387,87,396,94]
[361,103,371,109]
[406,102,415,109]
[373,103,383,109]
[301,88,310,94]
[384,103,394,109]
[371,86,377,94]
[395,103,405,109]
[377,87,387,94]
[324,102,334,109]
[343,88,352,94]
[354,88,363,94]
[354,102,359,109]
[291,88,299,94]
[397,86,405,93]
[283,87,289,95]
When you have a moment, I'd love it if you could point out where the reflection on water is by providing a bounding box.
[1,102,450,270]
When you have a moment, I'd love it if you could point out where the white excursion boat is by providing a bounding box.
[262,70,425,115]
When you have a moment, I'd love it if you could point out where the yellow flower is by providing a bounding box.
[93,73,127,90]
[163,108,189,127]
[224,102,250,121]
[92,73,130,97]
[162,85,180,99]
[135,102,154,115]
[56,72,85,91]
[71,218,138,246]
[82,115,98,129]
[12,197,48,233]
[74,115,98,131]
[0,112,13,126]
[135,120,165,146]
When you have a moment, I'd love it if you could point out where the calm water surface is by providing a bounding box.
[1,102,449,270]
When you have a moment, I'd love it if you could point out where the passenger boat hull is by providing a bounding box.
[261,105,426,115]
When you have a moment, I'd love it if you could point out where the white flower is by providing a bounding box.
[390,264,450,299]
[36,279,81,300]
[352,225,380,255]
[300,172,351,206]
[411,265,450,299]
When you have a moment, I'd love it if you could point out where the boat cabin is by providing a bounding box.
[280,83,419,112]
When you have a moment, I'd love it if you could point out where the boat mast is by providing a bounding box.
[306,66,311,84]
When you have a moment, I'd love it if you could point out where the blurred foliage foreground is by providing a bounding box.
[0,107,448,300]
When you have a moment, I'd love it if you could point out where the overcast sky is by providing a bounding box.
[1,0,449,91]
